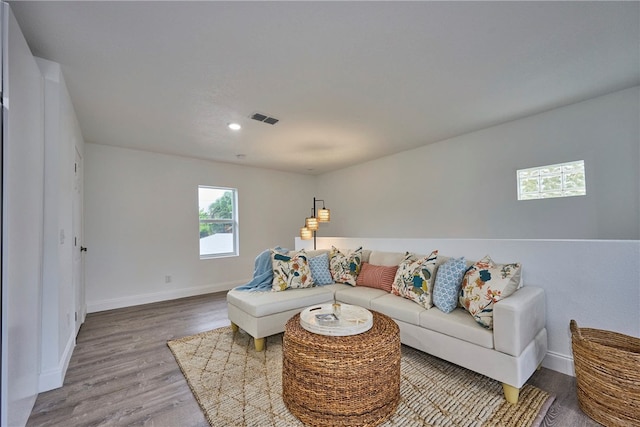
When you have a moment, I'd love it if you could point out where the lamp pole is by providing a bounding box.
[313,197,318,250]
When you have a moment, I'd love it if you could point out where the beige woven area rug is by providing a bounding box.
[167,327,555,427]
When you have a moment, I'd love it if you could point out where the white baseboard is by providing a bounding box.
[86,280,245,313]
[38,333,75,392]
[542,350,575,377]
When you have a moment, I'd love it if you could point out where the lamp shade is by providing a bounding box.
[317,208,330,222]
[305,216,319,231]
[300,226,313,240]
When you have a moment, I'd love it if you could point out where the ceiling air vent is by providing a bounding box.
[251,112,279,125]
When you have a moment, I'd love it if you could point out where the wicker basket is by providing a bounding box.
[283,311,400,427]
[570,320,640,427]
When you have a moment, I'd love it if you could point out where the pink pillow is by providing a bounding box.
[356,262,398,292]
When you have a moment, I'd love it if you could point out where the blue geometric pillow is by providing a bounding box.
[308,253,333,285]
[432,257,467,313]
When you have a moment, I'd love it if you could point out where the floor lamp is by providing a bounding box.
[299,197,330,250]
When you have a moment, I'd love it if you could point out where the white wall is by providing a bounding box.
[84,144,315,312]
[317,87,640,240]
[1,6,44,426]
[36,57,84,392]
[297,236,640,376]
[309,87,639,377]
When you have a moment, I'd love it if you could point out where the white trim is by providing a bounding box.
[542,350,575,377]
[86,280,245,313]
[38,333,75,392]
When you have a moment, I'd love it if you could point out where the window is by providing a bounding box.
[198,186,238,258]
[517,160,586,200]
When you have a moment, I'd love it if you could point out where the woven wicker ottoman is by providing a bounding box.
[283,311,401,427]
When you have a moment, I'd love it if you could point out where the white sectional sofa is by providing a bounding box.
[227,248,547,404]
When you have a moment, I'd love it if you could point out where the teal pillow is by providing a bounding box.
[309,253,333,285]
[433,257,467,313]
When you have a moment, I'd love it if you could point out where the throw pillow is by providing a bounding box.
[391,251,438,308]
[308,253,333,285]
[459,255,521,329]
[329,246,363,286]
[356,262,398,292]
[432,257,467,313]
[271,249,314,292]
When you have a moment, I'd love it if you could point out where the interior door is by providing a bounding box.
[72,147,84,335]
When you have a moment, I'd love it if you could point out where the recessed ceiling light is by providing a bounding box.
[228,123,241,131]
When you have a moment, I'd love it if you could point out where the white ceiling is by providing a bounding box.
[8,1,640,175]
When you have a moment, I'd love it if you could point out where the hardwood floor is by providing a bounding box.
[27,292,599,427]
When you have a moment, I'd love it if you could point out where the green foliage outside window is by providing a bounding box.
[518,160,586,200]
[199,191,233,238]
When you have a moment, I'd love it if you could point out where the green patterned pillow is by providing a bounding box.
[329,246,363,286]
[391,251,438,308]
[459,255,521,329]
[271,249,314,292]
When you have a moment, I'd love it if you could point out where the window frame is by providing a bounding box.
[517,160,586,201]
[198,185,239,259]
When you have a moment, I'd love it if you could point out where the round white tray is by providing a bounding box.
[299,303,373,336]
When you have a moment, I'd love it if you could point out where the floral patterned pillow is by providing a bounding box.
[271,249,314,292]
[391,251,438,308]
[459,255,521,329]
[329,246,363,286]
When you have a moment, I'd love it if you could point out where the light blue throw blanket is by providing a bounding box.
[235,247,288,292]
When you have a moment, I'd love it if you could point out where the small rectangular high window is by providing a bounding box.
[517,160,586,200]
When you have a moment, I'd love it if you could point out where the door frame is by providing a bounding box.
[72,146,85,334]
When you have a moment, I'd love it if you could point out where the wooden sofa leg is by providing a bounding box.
[230,322,239,333]
[502,383,520,404]
[254,337,265,352]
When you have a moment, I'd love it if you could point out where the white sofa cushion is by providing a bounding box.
[368,251,405,266]
[318,283,353,294]
[335,286,388,309]
[302,249,330,258]
[420,307,494,349]
[370,293,426,325]
[227,287,334,317]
